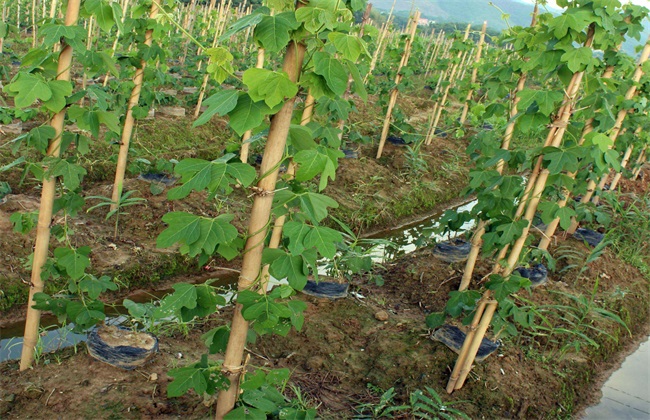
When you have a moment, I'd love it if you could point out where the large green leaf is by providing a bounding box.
[303,225,342,258]
[54,246,91,280]
[313,52,348,96]
[193,89,239,128]
[253,12,299,53]
[243,68,298,108]
[328,32,366,62]
[228,93,276,136]
[4,73,52,108]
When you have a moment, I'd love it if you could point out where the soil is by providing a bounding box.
[0,170,648,419]
[0,92,470,319]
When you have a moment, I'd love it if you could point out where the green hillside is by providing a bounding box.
[371,0,648,55]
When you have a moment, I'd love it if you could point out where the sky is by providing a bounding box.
[519,0,648,8]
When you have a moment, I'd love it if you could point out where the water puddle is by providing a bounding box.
[0,199,477,362]
[583,337,650,419]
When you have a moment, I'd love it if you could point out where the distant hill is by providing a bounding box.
[371,0,541,30]
[371,0,649,56]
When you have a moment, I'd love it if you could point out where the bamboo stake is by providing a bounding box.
[336,2,372,139]
[258,93,315,292]
[0,3,6,54]
[214,35,307,420]
[447,24,595,390]
[458,6,539,290]
[109,1,159,212]
[445,297,489,392]
[459,22,487,124]
[453,300,498,389]
[375,11,420,159]
[20,0,82,371]
[631,144,647,180]
[240,47,266,163]
[194,18,223,118]
[366,0,396,81]
[31,0,37,47]
[80,16,94,106]
[49,0,57,18]
[567,36,650,232]
[503,25,595,273]
[609,141,636,190]
[103,0,131,87]
[424,24,471,146]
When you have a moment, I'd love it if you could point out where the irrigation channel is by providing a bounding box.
[0,199,478,362]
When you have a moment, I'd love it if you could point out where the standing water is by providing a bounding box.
[583,337,650,419]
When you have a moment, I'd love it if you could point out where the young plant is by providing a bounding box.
[87,190,146,240]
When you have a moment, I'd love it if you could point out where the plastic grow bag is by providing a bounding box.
[301,279,349,299]
[432,238,471,263]
[87,325,158,370]
[432,324,500,362]
[514,264,548,287]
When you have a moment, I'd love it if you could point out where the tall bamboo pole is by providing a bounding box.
[20,0,82,371]
[375,11,420,159]
[424,24,471,145]
[109,2,159,212]
[457,6,540,291]
[214,34,307,420]
[567,36,650,233]
[240,47,266,163]
[459,22,487,124]
[365,0,396,81]
[258,91,315,292]
[447,24,595,391]
[536,45,620,250]
[609,142,635,190]
[631,144,647,180]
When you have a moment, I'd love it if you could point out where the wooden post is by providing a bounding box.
[240,46,266,163]
[214,33,307,420]
[20,0,82,371]
[375,11,420,159]
[109,1,159,212]
[631,144,647,180]
[447,24,595,390]
[459,21,487,124]
[425,24,471,146]
[567,35,650,233]
[609,142,635,190]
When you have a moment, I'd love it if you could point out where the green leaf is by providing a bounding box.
[265,249,308,290]
[220,10,265,40]
[243,68,298,108]
[228,93,277,136]
[79,275,117,299]
[157,212,201,249]
[158,213,238,257]
[85,0,115,32]
[155,283,198,319]
[516,89,564,117]
[495,219,528,244]
[313,52,348,96]
[303,225,342,259]
[561,47,596,73]
[168,366,208,397]
[193,89,239,128]
[542,146,581,174]
[425,312,446,329]
[446,290,481,317]
[299,191,338,222]
[168,156,256,199]
[43,157,87,190]
[294,149,327,181]
[4,73,52,108]
[328,32,366,62]
[254,12,299,53]
[42,80,72,113]
[54,246,91,280]
[27,126,56,154]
